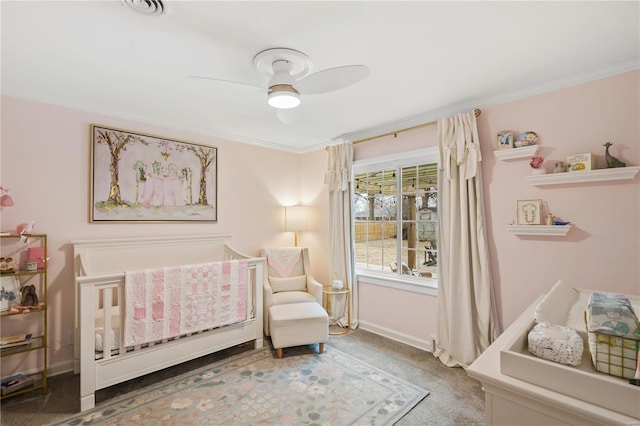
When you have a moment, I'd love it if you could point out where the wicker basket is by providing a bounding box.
[586,329,639,379]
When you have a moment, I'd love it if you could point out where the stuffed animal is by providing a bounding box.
[20,285,38,308]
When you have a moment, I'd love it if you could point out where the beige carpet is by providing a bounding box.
[0,329,484,425]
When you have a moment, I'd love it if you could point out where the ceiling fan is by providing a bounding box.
[191,48,370,122]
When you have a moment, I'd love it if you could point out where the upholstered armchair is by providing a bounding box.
[261,247,323,336]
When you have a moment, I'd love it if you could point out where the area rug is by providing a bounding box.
[57,345,429,425]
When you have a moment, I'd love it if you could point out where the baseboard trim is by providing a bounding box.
[48,360,75,378]
[358,320,434,353]
[3,360,74,380]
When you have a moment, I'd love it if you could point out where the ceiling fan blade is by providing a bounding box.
[295,65,370,95]
[276,107,301,124]
[188,75,263,90]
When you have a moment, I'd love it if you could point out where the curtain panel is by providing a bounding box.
[324,143,357,329]
[434,112,497,368]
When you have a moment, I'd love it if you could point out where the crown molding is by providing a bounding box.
[333,62,639,148]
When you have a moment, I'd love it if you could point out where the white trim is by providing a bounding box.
[357,320,434,353]
[353,147,439,171]
[506,224,572,236]
[357,272,438,297]
[48,360,75,378]
[526,166,640,186]
[494,145,540,161]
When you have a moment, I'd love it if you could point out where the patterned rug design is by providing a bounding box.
[57,345,428,425]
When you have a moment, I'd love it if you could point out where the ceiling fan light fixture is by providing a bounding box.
[268,84,301,109]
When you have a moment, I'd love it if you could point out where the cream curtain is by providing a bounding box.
[324,143,356,329]
[433,111,497,368]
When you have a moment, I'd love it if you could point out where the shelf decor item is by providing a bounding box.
[27,247,46,269]
[566,152,594,172]
[0,276,20,311]
[529,156,545,175]
[514,131,538,148]
[553,161,568,173]
[1,373,33,396]
[497,130,513,150]
[0,333,32,349]
[603,142,626,168]
[516,199,542,225]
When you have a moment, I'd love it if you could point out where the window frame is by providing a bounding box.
[352,147,439,296]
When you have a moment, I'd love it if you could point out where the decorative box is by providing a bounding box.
[566,153,595,171]
[27,247,45,269]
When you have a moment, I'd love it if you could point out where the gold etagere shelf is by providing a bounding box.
[1,233,48,399]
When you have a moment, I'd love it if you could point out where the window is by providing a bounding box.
[353,148,438,286]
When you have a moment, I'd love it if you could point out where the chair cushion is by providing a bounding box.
[272,291,316,305]
[269,274,307,293]
[270,302,328,325]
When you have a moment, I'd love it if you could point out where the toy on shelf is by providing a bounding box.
[604,142,626,168]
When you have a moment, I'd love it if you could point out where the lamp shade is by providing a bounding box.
[285,205,307,232]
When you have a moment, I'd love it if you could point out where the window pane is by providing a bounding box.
[354,160,437,282]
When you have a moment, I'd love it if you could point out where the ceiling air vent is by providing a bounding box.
[120,0,166,16]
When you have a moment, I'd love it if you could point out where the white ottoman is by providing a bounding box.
[269,302,329,359]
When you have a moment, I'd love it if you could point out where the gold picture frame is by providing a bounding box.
[517,199,542,225]
[90,124,217,222]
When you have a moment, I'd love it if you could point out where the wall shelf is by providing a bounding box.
[506,224,572,236]
[526,166,640,186]
[494,145,540,161]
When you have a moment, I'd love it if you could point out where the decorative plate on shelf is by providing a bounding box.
[515,131,538,147]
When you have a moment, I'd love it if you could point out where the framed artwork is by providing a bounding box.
[1,276,20,312]
[497,131,513,150]
[517,199,542,225]
[90,125,217,222]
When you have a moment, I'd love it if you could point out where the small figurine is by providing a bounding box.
[20,285,38,308]
[553,161,568,173]
[0,257,16,273]
[604,142,626,168]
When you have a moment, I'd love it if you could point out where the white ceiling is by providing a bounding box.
[2,1,639,152]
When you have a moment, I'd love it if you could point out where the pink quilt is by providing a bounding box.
[124,259,248,347]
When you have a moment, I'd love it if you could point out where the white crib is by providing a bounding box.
[72,235,264,412]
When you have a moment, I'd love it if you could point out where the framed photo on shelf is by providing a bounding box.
[0,276,20,312]
[497,131,513,150]
[90,124,218,223]
[516,199,542,225]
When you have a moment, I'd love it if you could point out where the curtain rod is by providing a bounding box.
[351,108,482,145]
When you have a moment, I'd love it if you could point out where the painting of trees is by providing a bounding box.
[185,145,216,205]
[94,128,147,206]
[91,125,217,222]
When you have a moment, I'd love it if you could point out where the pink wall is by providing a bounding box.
[480,70,639,330]
[0,96,311,373]
[354,70,639,344]
[1,70,638,373]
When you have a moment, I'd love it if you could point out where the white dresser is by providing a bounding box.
[467,294,640,426]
